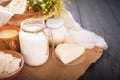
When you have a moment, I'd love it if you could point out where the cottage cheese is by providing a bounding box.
[0,51,21,79]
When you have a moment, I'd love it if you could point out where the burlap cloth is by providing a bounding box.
[14,46,103,80]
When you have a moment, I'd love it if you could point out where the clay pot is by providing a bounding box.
[0,50,24,80]
[0,26,20,52]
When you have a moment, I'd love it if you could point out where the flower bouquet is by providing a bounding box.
[27,0,65,16]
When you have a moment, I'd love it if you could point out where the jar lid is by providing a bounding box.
[46,18,63,29]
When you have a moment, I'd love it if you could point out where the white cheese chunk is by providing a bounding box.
[55,43,85,64]
[0,51,21,79]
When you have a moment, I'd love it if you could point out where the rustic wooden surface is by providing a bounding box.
[65,0,120,80]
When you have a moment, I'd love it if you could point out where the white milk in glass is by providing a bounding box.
[46,18,68,46]
[19,18,49,66]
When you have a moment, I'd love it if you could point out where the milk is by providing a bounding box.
[46,18,68,46]
[0,30,18,38]
[19,25,49,66]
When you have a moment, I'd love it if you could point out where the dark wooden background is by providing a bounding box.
[65,0,120,80]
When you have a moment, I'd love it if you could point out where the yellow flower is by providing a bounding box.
[45,9,48,12]
[38,0,43,2]
[41,4,46,7]
[68,1,72,5]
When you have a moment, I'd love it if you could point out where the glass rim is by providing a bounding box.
[20,18,45,33]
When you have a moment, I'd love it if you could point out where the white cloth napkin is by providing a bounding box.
[0,6,13,27]
[63,11,108,49]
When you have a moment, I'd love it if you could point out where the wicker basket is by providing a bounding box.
[0,26,20,52]
[6,12,47,27]
[0,0,11,6]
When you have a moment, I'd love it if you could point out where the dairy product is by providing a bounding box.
[19,19,49,66]
[46,18,68,46]
[55,43,85,64]
[0,51,21,79]
[0,30,18,38]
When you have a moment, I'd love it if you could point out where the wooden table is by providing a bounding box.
[15,47,103,80]
[65,0,120,80]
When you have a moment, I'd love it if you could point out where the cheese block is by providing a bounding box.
[55,43,85,64]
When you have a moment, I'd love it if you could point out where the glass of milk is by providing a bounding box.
[19,18,49,66]
[45,18,68,46]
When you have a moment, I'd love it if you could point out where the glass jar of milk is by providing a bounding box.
[46,18,68,46]
[19,18,49,66]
